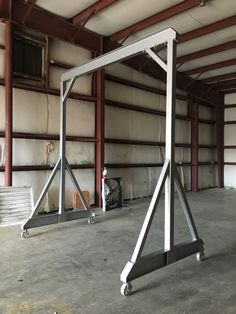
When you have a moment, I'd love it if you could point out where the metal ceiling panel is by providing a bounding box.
[36,0,97,19]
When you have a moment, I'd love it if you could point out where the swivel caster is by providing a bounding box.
[196,251,205,261]
[21,229,29,239]
[88,217,95,225]
[120,282,132,296]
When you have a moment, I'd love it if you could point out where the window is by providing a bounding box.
[13,28,48,85]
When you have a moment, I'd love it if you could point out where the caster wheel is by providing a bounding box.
[88,217,95,225]
[21,230,29,239]
[196,251,205,261]
[120,283,132,296]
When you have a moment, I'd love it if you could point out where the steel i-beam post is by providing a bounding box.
[216,95,224,187]
[164,39,176,255]
[59,81,67,219]
[95,41,105,207]
[5,19,13,186]
[191,99,199,192]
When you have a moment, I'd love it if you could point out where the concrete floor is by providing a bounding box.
[0,188,235,314]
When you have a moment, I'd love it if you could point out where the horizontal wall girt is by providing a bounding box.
[105,138,191,147]
[0,79,96,102]
[105,138,216,149]
[0,164,95,172]
[106,99,215,124]
[106,99,186,118]
[105,74,187,100]
[105,138,216,148]
[224,104,236,109]
[224,120,236,125]
[224,145,236,149]
[105,162,217,168]
[0,131,96,142]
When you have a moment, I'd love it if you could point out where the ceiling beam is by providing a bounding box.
[180,15,236,42]
[106,6,234,104]
[184,58,236,75]
[0,0,222,104]
[223,88,236,94]
[220,84,236,91]
[0,0,102,52]
[177,40,236,64]
[109,0,200,42]
[202,72,236,84]
[22,0,37,24]
[72,0,118,25]
[210,79,236,88]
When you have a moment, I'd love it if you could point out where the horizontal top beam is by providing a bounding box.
[61,28,176,82]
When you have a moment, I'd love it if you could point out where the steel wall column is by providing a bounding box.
[4,19,13,186]
[191,100,198,192]
[216,97,224,187]
[95,48,105,207]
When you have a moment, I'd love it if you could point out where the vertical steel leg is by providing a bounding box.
[130,160,169,263]
[164,39,176,252]
[59,78,75,219]
[59,81,67,217]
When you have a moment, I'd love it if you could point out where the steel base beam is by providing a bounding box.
[121,239,204,283]
[23,209,93,230]
[21,157,95,236]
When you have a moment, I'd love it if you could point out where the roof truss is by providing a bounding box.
[177,40,236,64]
[180,15,236,42]
[202,72,236,84]
[0,0,102,52]
[109,0,201,42]
[210,78,236,89]
[72,0,118,25]
[0,0,225,104]
[184,58,236,75]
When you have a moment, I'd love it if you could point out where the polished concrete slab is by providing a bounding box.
[0,188,235,314]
